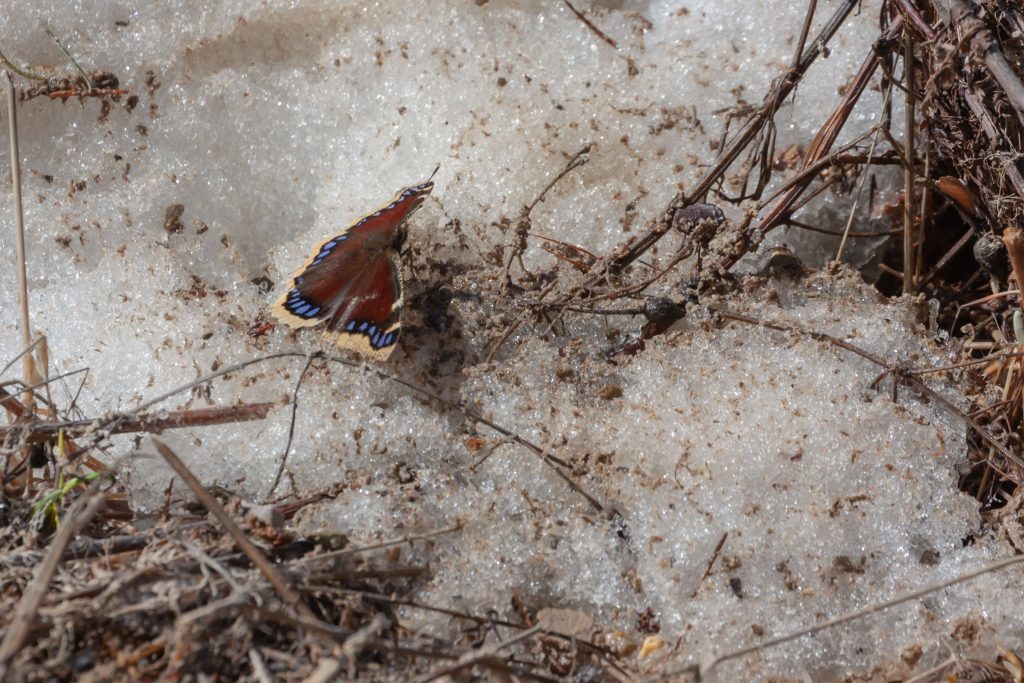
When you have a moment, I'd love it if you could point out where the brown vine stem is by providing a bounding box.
[712,307,1024,481]
[754,18,904,242]
[675,554,1024,680]
[484,0,864,362]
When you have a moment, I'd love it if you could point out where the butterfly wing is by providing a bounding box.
[271,230,368,328]
[270,180,433,359]
[322,249,403,360]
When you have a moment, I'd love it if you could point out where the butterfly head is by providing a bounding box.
[402,179,435,215]
[403,165,438,210]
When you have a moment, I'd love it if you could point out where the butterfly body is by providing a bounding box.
[271,180,434,360]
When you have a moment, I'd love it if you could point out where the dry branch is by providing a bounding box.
[0,402,275,445]
[4,71,36,411]
[150,438,320,624]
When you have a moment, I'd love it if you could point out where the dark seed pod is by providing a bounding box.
[643,297,685,327]
[760,246,805,277]
[90,71,120,90]
[29,443,49,468]
[974,232,1010,281]
[672,203,725,232]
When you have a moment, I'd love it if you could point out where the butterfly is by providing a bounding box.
[271,177,435,360]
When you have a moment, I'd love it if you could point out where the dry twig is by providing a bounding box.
[150,439,321,624]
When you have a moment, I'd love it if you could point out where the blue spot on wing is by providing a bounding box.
[285,290,322,319]
[310,235,347,264]
[284,233,353,320]
[340,319,399,349]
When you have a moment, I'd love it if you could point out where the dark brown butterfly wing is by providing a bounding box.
[271,181,432,359]
[321,250,402,360]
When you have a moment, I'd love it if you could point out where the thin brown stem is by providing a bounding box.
[690,532,728,598]
[5,71,36,410]
[562,0,617,49]
[902,31,916,294]
[0,402,275,444]
[266,355,316,500]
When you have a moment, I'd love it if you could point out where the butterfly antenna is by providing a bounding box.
[428,164,440,181]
